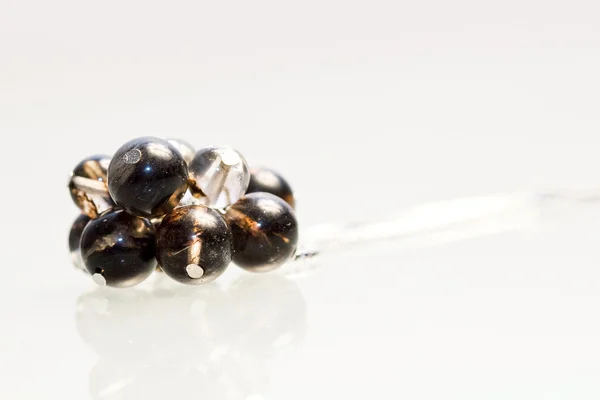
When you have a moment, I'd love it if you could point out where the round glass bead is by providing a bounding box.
[108,137,189,218]
[167,138,195,165]
[69,214,92,272]
[189,145,250,209]
[80,209,157,288]
[69,155,114,218]
[225,192,299,272]
[246,167,295,208]
[156,205,233,285]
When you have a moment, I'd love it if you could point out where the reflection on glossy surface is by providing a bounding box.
[76,274,306,400]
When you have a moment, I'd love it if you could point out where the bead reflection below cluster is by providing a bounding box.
[68,136,298,288]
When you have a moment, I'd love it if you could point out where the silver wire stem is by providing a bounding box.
[285,188,600,276]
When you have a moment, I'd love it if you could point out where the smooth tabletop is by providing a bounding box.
[1,0,600,398]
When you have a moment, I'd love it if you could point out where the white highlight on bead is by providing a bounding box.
[186,264,204,279]
[219,147,242,166]
[92,273,107,286]
[123,149,142,164]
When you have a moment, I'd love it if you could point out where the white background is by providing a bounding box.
[1,0,600,398]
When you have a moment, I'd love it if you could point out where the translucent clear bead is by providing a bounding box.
[189,145,250,209]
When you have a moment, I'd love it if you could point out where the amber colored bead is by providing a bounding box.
[225,193,298,272]
[156,205,233,285]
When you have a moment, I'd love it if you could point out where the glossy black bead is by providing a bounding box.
[108,137,189,218]
[80,209,157,288]
[246,167,295,208]
[156,205,233,285]
[225,192,299,272]
[69,214,92,272]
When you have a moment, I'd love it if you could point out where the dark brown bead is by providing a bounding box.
[225,193,298,272]
[80,209,157,288]
[69,155,114,218]
[69,214,92,272]
[246,167,295,208]
[108,137,189,218]
[156,205,232,284]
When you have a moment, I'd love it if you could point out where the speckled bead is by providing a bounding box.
[246,167,295,208]
[156,205,232,284]
[80,209,157,288]
[108,137,189,218]
[225,192,299,272]
[69,155,114,218]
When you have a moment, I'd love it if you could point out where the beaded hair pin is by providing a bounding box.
[69,137,298,288]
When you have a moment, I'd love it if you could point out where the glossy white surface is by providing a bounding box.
[1,0,600,398]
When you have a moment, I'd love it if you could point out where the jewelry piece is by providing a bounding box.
[71,140,600,289]
[68,137,297,288]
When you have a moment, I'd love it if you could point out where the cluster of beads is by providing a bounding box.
[69,137,298,288]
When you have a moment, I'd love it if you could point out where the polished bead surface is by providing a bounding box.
[80,209,157,288]
[167,138,195,165]
[189,145,250,209]
[225,192,298,272]
[69,214,92,272]
[69,155,114,218]
[156,205,232,284]
[246,167,295,208]
[108,137,189,217]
